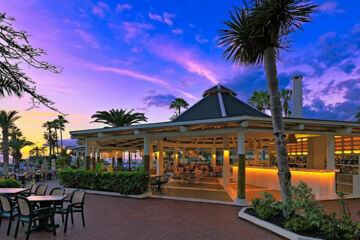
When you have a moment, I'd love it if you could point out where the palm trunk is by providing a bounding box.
[264,48,292,208]
[60,128,63,149]
[14,151,21,171]
[55,129,59,154]
[2,129,9,176]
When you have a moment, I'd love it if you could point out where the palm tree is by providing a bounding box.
[42,121,57,157]
[56,115,68,149]
[356,107,360,122]
[169,98,189,119]
[280,89,292,117]
[218,0,317,208]
[91,109,147,127]
[248,90,270,112]
[29,145,46,158]
[0,110,20,175]
[9,137,33,170]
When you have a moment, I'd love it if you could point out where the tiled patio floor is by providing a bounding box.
[0,180,282,240]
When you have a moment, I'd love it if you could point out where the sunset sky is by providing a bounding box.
[1,0,360,149]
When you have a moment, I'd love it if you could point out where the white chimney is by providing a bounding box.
[291,75,303,118]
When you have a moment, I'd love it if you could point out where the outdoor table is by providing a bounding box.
[27,195,67,231]
[0,188,28,195]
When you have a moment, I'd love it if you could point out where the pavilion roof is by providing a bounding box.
[172,84,268,122]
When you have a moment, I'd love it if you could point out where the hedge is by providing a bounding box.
[0,179,21,188]
[58,169,149,195]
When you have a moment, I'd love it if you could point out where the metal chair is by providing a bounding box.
[21,183,33,197]
[50,187,66,222]
[0,193,18,236]
[15,196,56,240]
[62,189,86,233]
[33,184,47,196]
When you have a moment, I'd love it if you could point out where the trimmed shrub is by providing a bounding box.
[252,192,280,220]
[58,169,149,195]
[0,179,21,188]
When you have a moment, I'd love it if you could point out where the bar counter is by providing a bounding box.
[232,166,339,198]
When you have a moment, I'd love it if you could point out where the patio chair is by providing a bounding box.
[21,183,34,197]
[14,196,56,240]
[50,187,65,222]
[0,193,18,236]
[62,189,86,233]
[150,176,162,191]
[33,184,47,196]
[0,175,5,180]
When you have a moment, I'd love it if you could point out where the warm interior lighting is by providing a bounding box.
[335,151,343,154]
[287,134,298,144]
[212,154,216,159]
[223,150,229,158]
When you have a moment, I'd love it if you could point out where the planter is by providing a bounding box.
[238,207,322,240]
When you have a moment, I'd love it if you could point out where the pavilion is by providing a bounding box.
[70,82,360,205]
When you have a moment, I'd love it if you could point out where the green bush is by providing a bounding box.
[252,192,280,220]
[0,179,21,188]
[280,181,325,232]
[58,169,149,195]
[251,182,360,239]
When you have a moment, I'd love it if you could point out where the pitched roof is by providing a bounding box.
[172,84,268,122]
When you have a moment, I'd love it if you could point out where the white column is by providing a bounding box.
[223,136,230,187]
[327,136,335,169]
[149,143,154,169]
[85,139,89,159]
[158,140,164,175]
[96,147,100,162]
[211,146,217,166]
[91,144,95,159]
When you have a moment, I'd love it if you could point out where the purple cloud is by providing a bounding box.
[116,3,132,12]
[143,92,175,108]
[148,12,176,26]
[319,1,344,14]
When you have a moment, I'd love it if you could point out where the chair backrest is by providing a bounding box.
[35,184,47,196]
[70,189,86,204]
[23,183,33,193]
[0,175,6,180]
[0,194,12,212]
[50,187,65,196]
[17,196,32,217]
[8,175,15,179]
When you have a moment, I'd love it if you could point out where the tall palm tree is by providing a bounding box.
[280,88,292,117]
[56,115,68,149]
[356,107,360,122]
[0,110,20,175]
[218,0,317,208]
[9,137,33,171]
[42,121,57,157]
[91,109,147,127]
[248,90,270,112]
[169,98,189,119]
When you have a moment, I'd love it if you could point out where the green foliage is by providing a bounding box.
[0,179,21,188]
[284,216,309,233]
[91,108,147,127]
[251,182,360,239]
[252,192,279,220]
[281,181,325,232]
[58,169,149,195]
